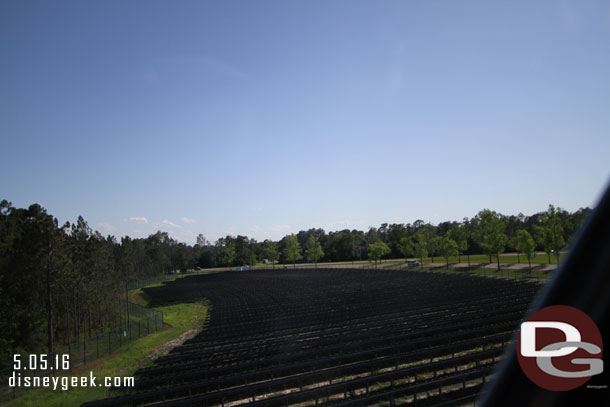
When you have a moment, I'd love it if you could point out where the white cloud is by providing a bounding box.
[95,223,114,234]
[161,219,181,228]
[127,217,148,224]
[271,224,290,232]
[181,217,197,224]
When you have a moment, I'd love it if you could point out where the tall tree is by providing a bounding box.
[447,225,468,264]
[437,236,459,269]
[473,209,507,271]
[413,235,428,266]
[387,224,408,258]
[416,227,434,263]
[431,236,443,263]
[538,204,566,265]
[367,241,391,267]
[195,234,210,247]
[282,234,302,268]
[304,236,324,268]
[220,243,235,267]
[398,236,414,263]
[262,240,279,268]
[508,234,521,263]
[515,230,536,273]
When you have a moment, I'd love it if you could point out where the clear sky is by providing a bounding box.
[1,1,609,243]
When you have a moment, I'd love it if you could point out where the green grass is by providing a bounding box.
[253,256,553,281]
[409,264,552,281]
[1,291,207,407]
[248,251,561,270]
[253,258,405,269]
[411,252,562,265]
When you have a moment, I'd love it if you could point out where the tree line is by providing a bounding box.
[0,200,194,370]
[199,204,588,271]
[0,199,589,369]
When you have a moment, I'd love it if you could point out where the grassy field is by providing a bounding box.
[1,286,207,407]
[412,263,551,281]
[410,252,562,265]
[248,251,562,270]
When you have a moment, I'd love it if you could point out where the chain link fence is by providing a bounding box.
[2,282,166,396]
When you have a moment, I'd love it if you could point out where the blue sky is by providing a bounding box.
[1,0,609,243]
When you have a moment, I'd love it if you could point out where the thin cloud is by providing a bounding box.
[127,217,148,224]
[162,219,181,228]
[181,217,197,224]
[95,222,114,234]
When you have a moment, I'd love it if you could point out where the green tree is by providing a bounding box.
[232,235,257,266]
[220,243,235,267]
[431,236,443,263]
[195,234,210,247]
[368,241,391,267]
[515,230,536,272]
[437,236,459,269]
[304,236,324,268]
[447,225,468,264]
[325,230,355,261]
[508,234,521,263]
[536,204,566,265]
[416,227,434,263]
[398,236,414,263]
[283,234,302,268]
[262,240,279,268]
[413,237,428,266]
[473,209,507,271]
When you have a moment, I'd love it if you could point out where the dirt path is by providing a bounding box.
[146,328,200,362]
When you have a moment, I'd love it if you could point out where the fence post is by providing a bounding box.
[83,340,86,365]
[97,335,100,358]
